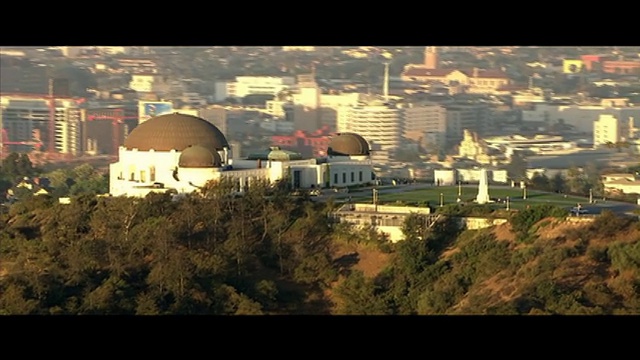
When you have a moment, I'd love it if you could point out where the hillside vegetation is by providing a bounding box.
[1,180,639,315]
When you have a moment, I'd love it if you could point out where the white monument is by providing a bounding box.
[475,168,491,204]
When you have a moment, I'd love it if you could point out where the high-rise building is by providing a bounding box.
[1,97,84,155]
[84,104,137,155]
[291,73,321,132]
[198,105,262,140]
[444,103,492,146]
[593,114,629,147]
[317,93,362,131]
[401,102,447,149]
[340,100,403,163]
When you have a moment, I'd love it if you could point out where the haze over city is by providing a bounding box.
[2,46,640,315]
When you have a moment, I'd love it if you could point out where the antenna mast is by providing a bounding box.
[383,62,390,102]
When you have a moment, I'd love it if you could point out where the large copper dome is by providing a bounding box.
[327,132,370,156]
[124,113,229,152]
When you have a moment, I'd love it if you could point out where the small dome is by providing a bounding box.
[179,145,222,168]
[327,132,370,156]
[124,113,229,153]
[247,146,303,161]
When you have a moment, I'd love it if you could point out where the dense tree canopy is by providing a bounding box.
[2,177,640,315]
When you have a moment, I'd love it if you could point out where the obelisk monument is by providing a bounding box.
[476,168,490,204]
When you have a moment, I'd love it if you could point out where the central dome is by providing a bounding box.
[124,113,229,153]
[327,132,370,156]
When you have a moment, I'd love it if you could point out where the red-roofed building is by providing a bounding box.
[401,66,511,94]
[602,60,640,74]
[271,125,334,158]
[580,55,604,71]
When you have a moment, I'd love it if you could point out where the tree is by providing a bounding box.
[333,270,391,315]
[583,162,604,197]
[507,151,528,182]
[16,154,34,178]
[550,173,567,193]
[566,166,588,194]
[1,152,21,179]
[72,163,95,180]
[530,173,550,191]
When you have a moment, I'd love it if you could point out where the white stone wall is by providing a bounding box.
[434,169,456,185]
[327,163,374,188]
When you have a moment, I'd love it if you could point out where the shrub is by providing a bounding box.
[509,204,567,241]
[589,210,636,238]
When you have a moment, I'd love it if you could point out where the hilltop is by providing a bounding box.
[329,211,640,314]
[1,188,639,315]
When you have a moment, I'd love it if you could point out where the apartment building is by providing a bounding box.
[129,73,172,95]
[214,76,296,102]
[1,97,84,155]
[339,100,403,163]
[400,102,447,149]
[593,114,630,147]
[522,101,640,134]
[443,103,492,146]
[198,105,262,140]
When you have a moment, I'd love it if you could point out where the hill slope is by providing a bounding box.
[330,213,640,315]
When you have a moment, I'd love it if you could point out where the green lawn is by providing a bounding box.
[351,186,591,211]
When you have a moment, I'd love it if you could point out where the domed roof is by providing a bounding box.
[124,113,229,152]
[327,132,370,156]
[178,145,222,168]
[247,146,303,161]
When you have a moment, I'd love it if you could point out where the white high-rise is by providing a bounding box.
[339,100,403,162]
[593,114,629,147]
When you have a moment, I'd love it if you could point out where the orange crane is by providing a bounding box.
[86,109,138,155]
[1,128,43,156]
[0,80,84,154]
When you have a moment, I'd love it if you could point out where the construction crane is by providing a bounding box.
[1,128,44,157]
[86,109,138,155]
[0,79,84,154]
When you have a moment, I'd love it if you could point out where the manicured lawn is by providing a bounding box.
[351,186,591,211]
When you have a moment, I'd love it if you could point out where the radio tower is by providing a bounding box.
[383,61,390,102]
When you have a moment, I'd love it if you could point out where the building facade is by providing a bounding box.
[339,101,403,163]
[271,126,333,158]
[601,60,640,74]
[593,114,629,147]
[444,103,492,146]
[401,67,510,94]
[214,76,296,102]
[109,113,375,197]
[129,73,171,94]
[401,102,447,149]
[522,103,640,134]
[1,97,84,155]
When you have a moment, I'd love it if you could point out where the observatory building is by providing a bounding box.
[108,113,375,197]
